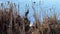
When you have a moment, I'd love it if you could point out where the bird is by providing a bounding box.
[25,9,29,16]
[33,2,36,4]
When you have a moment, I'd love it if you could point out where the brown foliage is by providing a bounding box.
[0,1,60,34]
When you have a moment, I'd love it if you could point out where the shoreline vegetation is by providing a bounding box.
[0,1,60,34]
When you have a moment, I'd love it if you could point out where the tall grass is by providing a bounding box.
[0,1,60,34]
